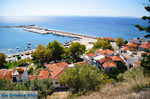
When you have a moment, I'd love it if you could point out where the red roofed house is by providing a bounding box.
[0,69,13,80]
[28,70,50,81]
[103,37,115,42]
[45,62,68,88]
[12,67,28,82]
[139,41,150,51]
[97,57,117,72]
[95,49,114,57]
[83,53,96,65]
[133,62,140,67]
[0,67,28,82]
[108,56,123,62]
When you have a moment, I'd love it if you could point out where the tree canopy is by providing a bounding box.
[93,38,113,50]
[32,44,51,65]
[140,55,150,70]
[0,52,6,69]
[115,37,124,48]
[68,42,86,63]
[47,40,64,62]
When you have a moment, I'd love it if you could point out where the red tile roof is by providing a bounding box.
[126,43,138,48]
[103,37,115,41]
[45,62,68,80]
[29,70,50,81]
[0,69,12,80]
[88,53,96,57]
[120,46,134,51]
[134,62,140,67]
[96,49,114,56]
[108,56,123,61]
[139,42,150,49]
[98,57,112,63]
[38,70,50,80]
[74,61,90,66]
[102,61,116,68]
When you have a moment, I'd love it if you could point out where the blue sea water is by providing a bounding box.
[0,16,147,54]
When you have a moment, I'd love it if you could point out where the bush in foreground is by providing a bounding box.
[59,64,108,95]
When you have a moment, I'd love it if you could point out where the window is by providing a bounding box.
[55,81,58,84]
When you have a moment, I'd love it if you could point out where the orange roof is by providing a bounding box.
[38,70,50,80]
[45,62,68,69]
[139,42,150,49]
[134,62,140,67]
[29,70,50,81]
[96,49,114,56]
[0,69,12,80]
[103,37,115,41]
[102,61,116,68]
[121,54,127,60]
[109,56,123,61]
[120,46,134,51]
[98,57,113,63]
[28,75,35,81]
[4,70,12,80]
[88,53,95,57]
[0,69,6,75]
[127,43,138,48]
[74,61,90,66]
[45,62,68,80]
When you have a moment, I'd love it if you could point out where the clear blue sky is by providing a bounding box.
[0,0,149,17]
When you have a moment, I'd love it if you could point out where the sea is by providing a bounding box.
[0,16,147,55]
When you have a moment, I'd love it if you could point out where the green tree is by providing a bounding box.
[101,40,113,50]
[135,0,150,38]
[140,55,150,70]
[0,52,6,69]
[68,42,86,63]
[115,37,124,48]
[29,78,54,98]
[32,44,51,65]
[59,64,107,94]
[47,40,64,62]
[123,40,128,45]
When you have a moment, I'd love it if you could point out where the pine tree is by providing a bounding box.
[135,0,150,38]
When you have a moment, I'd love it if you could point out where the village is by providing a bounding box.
[0,36,150,89]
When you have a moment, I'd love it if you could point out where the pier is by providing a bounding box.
[24,26,97,39]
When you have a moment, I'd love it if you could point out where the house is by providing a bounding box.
[108,56,123,62]
[133,62,140,67]
[96,57,116,72]
[129,38,142,45]
[83,53,96,65]
[29,70,50,81]
[0,67,28,82]
[103,37,115,42]
[138,40,150,51]
[45,62,68,88]
[12,67,28,82]
[95,49,114,56]
[0,69,13,80]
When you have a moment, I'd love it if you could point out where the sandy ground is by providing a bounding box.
[47,91,71,99]
[73,37,97,50]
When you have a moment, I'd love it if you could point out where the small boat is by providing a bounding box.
[27,42,31,45]
[8,49,12,52]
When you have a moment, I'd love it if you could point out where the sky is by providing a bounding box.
[0,0,149,17]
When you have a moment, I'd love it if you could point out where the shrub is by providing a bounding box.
[59,64,108,94]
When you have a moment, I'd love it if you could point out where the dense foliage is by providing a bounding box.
[140,55,150,70]
[32,44,51,65]
[135,0,150,38]
[0,52,6,69]
[0,78,54,98]
[59,64,108,94]
[93,38,113,50]
[115,37,124,48]
[47,40,64,62]
[67,42,86,63]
